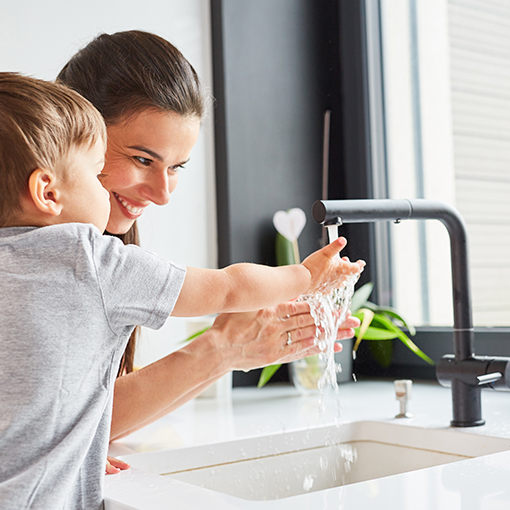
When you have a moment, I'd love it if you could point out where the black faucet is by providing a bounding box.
[313,198,510,427]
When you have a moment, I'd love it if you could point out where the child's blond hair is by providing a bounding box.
[0,72,107,226]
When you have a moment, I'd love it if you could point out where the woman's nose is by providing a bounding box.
[143,170,177,206]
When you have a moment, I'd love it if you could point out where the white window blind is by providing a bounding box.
[449,0,510,325]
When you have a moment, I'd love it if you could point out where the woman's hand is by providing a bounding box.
[110,302,360,441]
[301,237,365,295]
[210,301,361,372]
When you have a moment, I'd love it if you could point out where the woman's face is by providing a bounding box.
[100,109,200,234]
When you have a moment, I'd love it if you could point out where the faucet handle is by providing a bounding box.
[477,372,503,385]
[394,379,413,418]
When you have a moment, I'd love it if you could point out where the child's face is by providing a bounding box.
[58,139,111,232]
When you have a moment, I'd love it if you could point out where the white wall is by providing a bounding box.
[0,0,217,366]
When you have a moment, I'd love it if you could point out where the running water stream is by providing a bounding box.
[300,225,362,393]
[301,272,360,392]
[297,227,363,492]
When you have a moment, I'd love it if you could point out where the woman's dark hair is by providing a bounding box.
[58,30,205,375]
[57,30,205,124]
[109,223,140,377]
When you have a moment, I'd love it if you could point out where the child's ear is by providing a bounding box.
[27,169,64,216]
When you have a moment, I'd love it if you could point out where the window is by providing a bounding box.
[378,0,510,328]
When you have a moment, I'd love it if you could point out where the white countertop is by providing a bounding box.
[105,380,510,509]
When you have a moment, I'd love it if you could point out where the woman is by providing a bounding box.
[57,31,359,468]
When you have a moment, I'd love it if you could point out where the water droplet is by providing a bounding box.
[303,474,314,492]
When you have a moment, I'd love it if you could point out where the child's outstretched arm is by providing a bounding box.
[171,237,364,317]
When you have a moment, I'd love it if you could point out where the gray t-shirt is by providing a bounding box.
[0,223,186,509]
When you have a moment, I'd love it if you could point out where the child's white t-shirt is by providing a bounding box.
[0,223,186,509]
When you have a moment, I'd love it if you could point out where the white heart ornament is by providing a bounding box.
[273,208,307,242]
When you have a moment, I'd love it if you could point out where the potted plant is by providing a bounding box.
[350,282,434,368]
[259,280,434,389]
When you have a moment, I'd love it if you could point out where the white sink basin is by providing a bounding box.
[119,420,510,501]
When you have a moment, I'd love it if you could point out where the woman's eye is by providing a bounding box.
[171,164,185,172]
[134,156,151,166]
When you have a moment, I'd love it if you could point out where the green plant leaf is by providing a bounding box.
[351,282,374,313]
[397,335,435,365]
[353,308,375,351]
[381,310,416,336]
[354,325,399,340]
[370,314,400,331]
[347,282,428,367]
[258,364,282,388]
[363,305,416,336]
[370,313,434,365]
[182,326,211,343]
[275,232,296,266]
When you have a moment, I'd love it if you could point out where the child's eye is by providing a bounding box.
[171,164,186,172]
[134,156,151,166]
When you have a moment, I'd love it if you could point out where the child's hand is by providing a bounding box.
[105,456,130,475]
[301,237,365,295]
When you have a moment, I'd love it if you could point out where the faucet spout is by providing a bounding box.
[313,198,510,427]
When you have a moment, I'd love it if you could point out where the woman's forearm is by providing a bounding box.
[110,330,227,441]
[111,373,224,441]
[111,303,315,440]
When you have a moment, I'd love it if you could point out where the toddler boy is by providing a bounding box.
[0,73,363,509]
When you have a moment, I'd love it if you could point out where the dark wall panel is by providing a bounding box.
[212,0,327,267]
[211,0,375,386]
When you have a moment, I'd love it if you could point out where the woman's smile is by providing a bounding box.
[112,192,147,219]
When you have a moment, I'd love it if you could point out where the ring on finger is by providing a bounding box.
[286,331,292,346]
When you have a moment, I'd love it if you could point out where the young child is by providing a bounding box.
[0,73,364,509]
